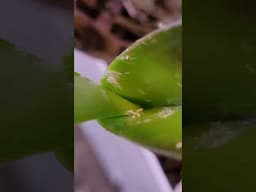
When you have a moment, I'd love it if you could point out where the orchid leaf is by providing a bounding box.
[75,75,139,124]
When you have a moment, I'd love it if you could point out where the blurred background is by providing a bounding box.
[0,0,73,191]
[75,0,181,62]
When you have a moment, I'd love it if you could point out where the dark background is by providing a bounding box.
[183,0,256,191]
[0,0,73,191]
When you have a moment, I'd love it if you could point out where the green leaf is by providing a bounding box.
[101,25,182,107]
[99,106,182,159]
[74,25,182,157]
[75,75,139,124]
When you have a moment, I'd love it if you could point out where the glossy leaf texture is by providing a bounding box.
[74,24,182,158]
[101,25,182,107]
[99,106,182,159]
[75,75,139,124]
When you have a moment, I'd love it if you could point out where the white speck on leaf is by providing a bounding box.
[120,55,134,64]
[176,142,182,149]
[125,55,129,60]
[158,107,175,119]
[138,89,146,95]
[127,108,144,119]
[143,119,152,123]
[106,70,122,89]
